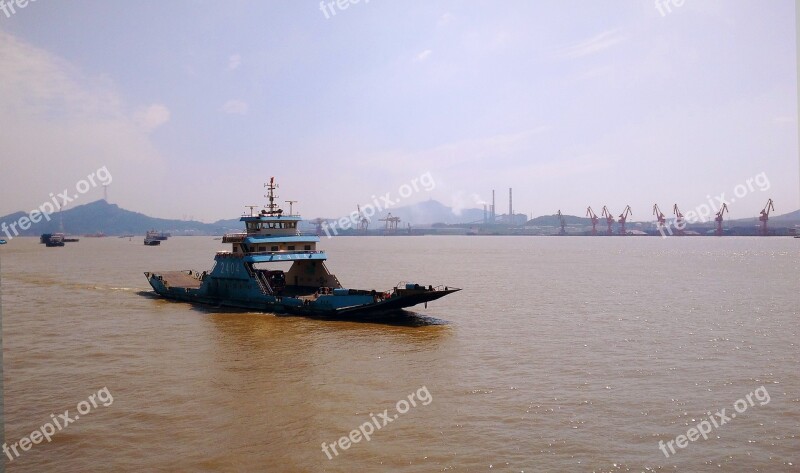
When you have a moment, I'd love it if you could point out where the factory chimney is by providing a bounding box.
[509,188,513,224]
[491,190,496,223]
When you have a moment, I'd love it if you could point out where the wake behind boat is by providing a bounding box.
[144,178,460,318]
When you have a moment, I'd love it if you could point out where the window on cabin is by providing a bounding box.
[304,245,311,250]
[259,246,266,252]
[271,246,279,251]
[288,245,295,250]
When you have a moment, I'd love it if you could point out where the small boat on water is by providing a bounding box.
[144,237,161,246]
[145,178,460,318]
[0,239,6,245]
[45,233,65,247]
[146,230,170,241]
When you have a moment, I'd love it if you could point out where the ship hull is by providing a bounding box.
[144,271,459,319]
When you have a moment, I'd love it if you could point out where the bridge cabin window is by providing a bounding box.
[247,221,297,231]
[288,245,295,251]
[304,245,311,250]
[271,246,279,251]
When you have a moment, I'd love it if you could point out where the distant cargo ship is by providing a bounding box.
[44,233,65,247]
[145,178,460,318]
[146,230,170,241]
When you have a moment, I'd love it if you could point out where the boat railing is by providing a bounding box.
[223,232,321,242]
[222,232,247,243]
[215,251,243,258]
[215,249,324,258]
[245,250,324,257]
[394,281,453,292]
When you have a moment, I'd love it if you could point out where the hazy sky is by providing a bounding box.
[0,0,797,222]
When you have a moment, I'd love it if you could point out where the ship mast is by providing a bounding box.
[264,177,282,216]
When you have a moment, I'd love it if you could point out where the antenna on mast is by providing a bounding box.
[285,200,298,216]
[264,177,282,216]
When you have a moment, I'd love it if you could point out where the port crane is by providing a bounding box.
[618,205,632,235]
[557,210,566,235]
[356,204,370,234]
[673,204,685,236]
[601,206,614,235]
[309,218,326,236]
[759,198,774,236]
[714,203,729,236]
[586,207,599,235]
[653,204,666,232]
[379,213,401,233]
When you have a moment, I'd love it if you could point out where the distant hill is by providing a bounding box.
[371,199,484,225]
[0,198,490,237]
[764,209,800,223]
[0,200,238,237]
[316,199,487,226]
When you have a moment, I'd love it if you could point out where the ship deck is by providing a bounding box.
[159,271,203,289]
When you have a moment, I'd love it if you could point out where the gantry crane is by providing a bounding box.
[759,198,774,236]
[714,203,728,236]
[618,205,632,235]
[379,213,401,234]
[356,204,369,234]
[673,204,685,236]
[601,206,614,235]
[586,206,599,235]
[309,218,325,236]
[653,204,666,232]
[557,210,566,235]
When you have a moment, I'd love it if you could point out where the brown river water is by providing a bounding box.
[1,236,798,472]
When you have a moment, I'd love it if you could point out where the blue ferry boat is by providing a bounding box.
[145,178,459,318]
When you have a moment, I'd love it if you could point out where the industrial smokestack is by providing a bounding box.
[483,204,487,224]
[509,188,513,224]
[492,190,496,223]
